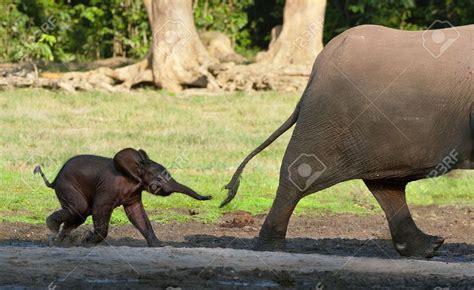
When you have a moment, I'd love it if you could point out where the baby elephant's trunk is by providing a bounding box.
[33,165,55,188]
[171,179,211,201]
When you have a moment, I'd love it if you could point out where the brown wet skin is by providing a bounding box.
[36,148,211,247]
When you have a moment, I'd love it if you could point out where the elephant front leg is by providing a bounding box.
[124,201,162,247]
[364,180,444,257]
[83,206,113,245]
[256,189,301,251]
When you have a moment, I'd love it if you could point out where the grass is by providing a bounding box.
[0,89,472,225]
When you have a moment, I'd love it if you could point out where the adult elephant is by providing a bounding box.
[221,25,473,257]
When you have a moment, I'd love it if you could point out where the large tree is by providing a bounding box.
[216,0,327,92]
[256,0,326,66]
[114,0,217,92]
[118,0,327,92]
[38,0,216,92]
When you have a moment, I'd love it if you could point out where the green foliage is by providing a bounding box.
[1,0,473,62]
[62,0,150,60]
[1,0,149,62]
[194,0,254,49]
[22,34,57,62]
[324,0,474,43]
[244,0,285,49]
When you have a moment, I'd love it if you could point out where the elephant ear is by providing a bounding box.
[113,148,147,182]
[138,149,150,161]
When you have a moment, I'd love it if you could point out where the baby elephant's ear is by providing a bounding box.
[138,149,150,161]
[113,148,146,182]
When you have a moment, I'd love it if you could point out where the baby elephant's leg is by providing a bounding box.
[56,215,87,241]
[49,186,89,234]
[83,206,113,244]
[46,209,73,233]
[124,201,161,247]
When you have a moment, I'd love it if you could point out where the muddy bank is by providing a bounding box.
[0,205,472,260]
[1,205,472,245]
[0,205,472,288]
[1,246,473,289]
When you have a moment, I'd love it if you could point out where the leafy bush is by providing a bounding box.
[324,0,474,43]
[0,1,50,62]
[194,0,254,50]
[1,0,150,62]
[0,0,473,63]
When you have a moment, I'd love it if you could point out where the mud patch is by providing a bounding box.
[1,246,473,289]
[220,210,255,228]
[0,205,472,288]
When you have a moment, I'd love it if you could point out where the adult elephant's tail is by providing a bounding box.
[220,102,301,207]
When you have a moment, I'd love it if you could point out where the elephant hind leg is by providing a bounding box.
[46,209,72,233]
[255,135,341,252]
[48,186,90,235]
[256,186,302,252]
[364,179,444,257]
[56,216,87,241]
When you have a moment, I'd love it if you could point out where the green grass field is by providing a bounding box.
[0,89,472,225]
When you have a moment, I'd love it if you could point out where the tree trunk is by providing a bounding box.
[150,0,217,92]
[215,0,327,92]
[109,0,154,90]
[94,0,216,92]
[256,0,326,66]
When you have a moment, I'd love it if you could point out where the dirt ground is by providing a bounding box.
[0,205,472,289]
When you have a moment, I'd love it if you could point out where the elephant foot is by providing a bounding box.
[46,216,61,233]
[254,237,286,252]
[80,230,94,242]
[80,230,104,246]
[47,234,71,247]
[394,233,444,258]
[147,239,163,247]
[47,234,58,247]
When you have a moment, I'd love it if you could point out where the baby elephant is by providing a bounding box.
[35,148,211,246]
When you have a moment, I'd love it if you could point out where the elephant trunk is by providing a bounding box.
[171,180,209,201]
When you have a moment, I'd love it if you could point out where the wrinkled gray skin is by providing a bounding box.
[37,148,211,247]
[222,25,473,257]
